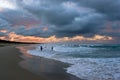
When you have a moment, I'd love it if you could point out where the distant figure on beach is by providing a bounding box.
[51,46,53,51]
[40,46,43,51]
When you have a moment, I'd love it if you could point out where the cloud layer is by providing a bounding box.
[0,0,120,42]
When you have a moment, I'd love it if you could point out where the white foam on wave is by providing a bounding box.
[28,45,120,80]
[54,46,97,53]
[59,58,120,80]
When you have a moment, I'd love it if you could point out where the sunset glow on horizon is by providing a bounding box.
[0,30,113,43]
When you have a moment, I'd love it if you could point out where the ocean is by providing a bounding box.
[28,43,120,80]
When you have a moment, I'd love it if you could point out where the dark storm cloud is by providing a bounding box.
[72,0,120,40]
[100,21,120,38]
[15,0,106,37]
[75,0,120,20]
[0,18,11,30]
[0,0,120,40]
[0,9,39,26]
[53,13,105,37]
[0,5,40,36]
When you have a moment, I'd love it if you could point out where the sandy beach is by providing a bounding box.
[0,45,81,80]
[0,45,45,80]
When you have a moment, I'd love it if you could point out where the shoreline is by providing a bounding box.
[27,44,120,80]
[17,45,82,80]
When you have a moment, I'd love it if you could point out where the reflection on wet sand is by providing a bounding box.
[17,45,82,80]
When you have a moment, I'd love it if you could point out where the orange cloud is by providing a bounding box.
[0,31,113,43]
[0,29,8,33]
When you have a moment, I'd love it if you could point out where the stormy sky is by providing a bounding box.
[0,0,120,43]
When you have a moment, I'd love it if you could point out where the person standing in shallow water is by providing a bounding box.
[40,46,43,51]
[51,46,53,51]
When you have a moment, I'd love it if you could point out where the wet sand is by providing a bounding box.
[0,46,45,80]
[0,45,82,80]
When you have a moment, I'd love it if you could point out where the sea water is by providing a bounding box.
[28,43,120,80]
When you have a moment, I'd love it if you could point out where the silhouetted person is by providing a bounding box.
[40,46,43,51]
[51,46,53,51]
